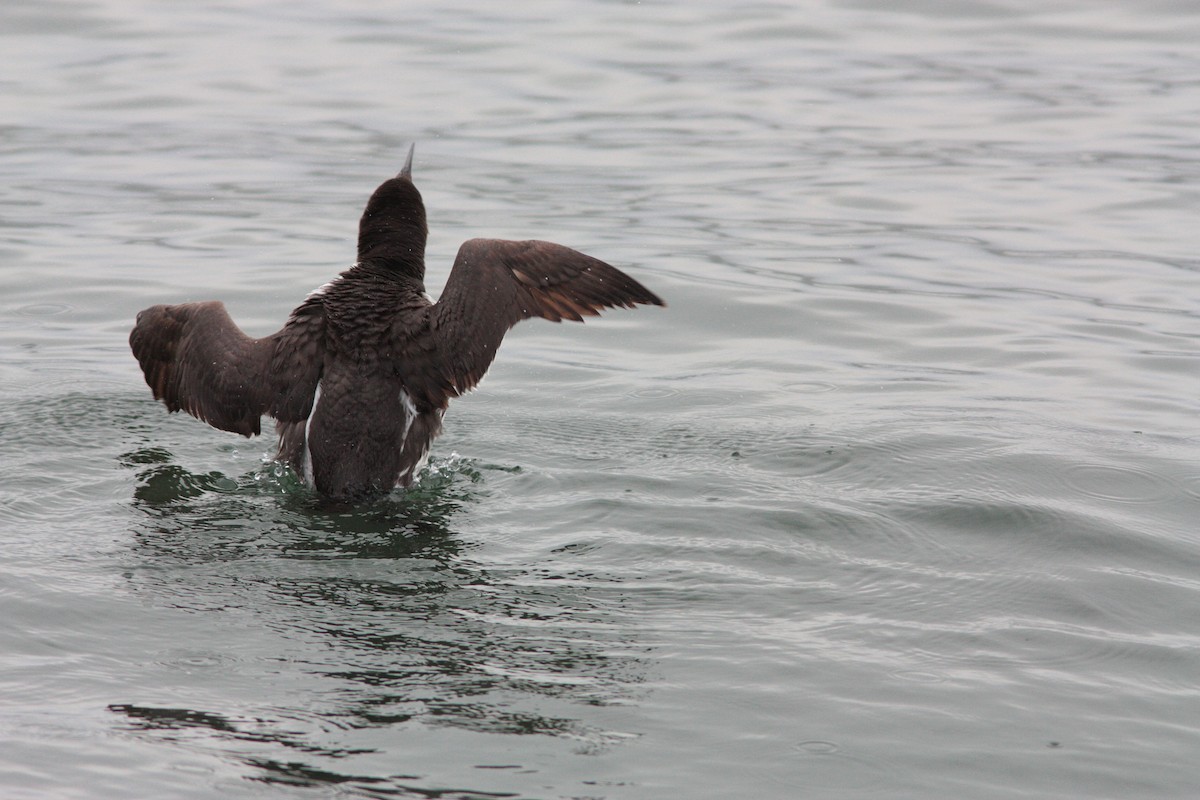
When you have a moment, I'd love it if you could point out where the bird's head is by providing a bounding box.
[357,144,428,279]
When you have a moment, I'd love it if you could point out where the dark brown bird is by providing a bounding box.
[129,146,663,501]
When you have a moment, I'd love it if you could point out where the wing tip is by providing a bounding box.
[129,300,269,439]
[638,289,666,308]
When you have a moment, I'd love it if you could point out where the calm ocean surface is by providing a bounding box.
[3,1,1200,797]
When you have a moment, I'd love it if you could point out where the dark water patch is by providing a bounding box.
[120,453,495,565]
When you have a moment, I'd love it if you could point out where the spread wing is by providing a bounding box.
[129,298,325,436]
[400,238,663,411]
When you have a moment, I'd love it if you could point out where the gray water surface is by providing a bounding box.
[3,1,1200,798]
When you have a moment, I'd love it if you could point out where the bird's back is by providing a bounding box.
[287,264,441,499]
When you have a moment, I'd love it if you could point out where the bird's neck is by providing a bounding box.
[357,226,427,282]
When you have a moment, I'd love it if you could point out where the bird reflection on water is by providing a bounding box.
[114,446,646,792]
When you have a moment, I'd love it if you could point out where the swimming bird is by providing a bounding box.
[129,146,663,501]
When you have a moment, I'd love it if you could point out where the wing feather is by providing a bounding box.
[400,238,662,410]
[129,299,325,436]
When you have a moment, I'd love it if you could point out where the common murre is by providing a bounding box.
[129,146,664,501]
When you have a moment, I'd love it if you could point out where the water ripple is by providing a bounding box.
[1061,463,1172,504]
[5,1,1200,797]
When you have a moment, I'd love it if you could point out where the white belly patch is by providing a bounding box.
[302,381,322,487]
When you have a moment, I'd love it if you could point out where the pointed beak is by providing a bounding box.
[399,144,415,180]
